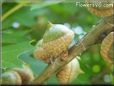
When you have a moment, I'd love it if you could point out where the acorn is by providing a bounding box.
[100,32,114,65]
[56,57,84,84]
[33,23,74,63]
[33,39,50,63]
[12,65,34,84]
[85,0,113,17]
[1,70,22,85]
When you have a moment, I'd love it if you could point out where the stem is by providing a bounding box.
[2,3,26,21]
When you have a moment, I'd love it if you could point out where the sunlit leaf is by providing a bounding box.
[2,41,33,68]
[30,0,62,10]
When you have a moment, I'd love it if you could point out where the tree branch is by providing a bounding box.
[2,3,26,22]
[31,16,114,84]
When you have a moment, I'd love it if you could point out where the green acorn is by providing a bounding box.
[33,23,74,63]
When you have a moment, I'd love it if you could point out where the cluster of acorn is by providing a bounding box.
[33,0,114,82]
[1,23,84,85]
[33,23,84,84]
[0,65,34,85]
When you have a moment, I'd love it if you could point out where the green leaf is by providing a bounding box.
[2,30,28,45]
[18,49,47,75]
[30,1,62,10]
[2,41,33,68]
[2,6,47,29]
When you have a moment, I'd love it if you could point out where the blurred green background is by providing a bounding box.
[2,0,113,84]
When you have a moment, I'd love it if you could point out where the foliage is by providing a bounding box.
[2,1,113,84]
